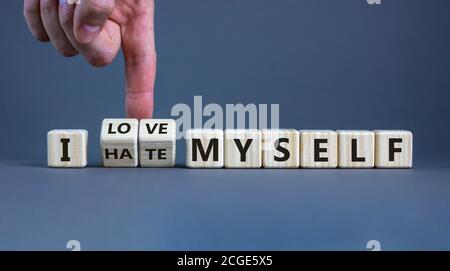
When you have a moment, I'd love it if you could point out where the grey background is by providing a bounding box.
[1,0,450,250]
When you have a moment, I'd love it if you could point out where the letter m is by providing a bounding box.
[192,139,219,161]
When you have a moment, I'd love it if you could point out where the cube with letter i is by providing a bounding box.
[186,129,224,168]
[300,130,338,168]
[101,119,139,167]
[374,130,413,168]
[47,130,88,168]
[139,119,176,167]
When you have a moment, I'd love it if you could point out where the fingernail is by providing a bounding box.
[83,24,100,33]
[77,24,101,44]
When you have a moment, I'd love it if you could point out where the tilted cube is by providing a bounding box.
[101,119,138,167]
[139,119,176,167]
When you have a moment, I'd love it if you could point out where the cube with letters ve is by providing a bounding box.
[47,129,88,168]
[186,129,224,168]
[139,119,176,167]
[375,130,413,168]
[101,119,139,167]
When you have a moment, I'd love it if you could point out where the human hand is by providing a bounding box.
[24,0,156,119]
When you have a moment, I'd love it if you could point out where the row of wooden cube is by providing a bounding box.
[48,119,176,168]
[187,129,412,168]
[47,119,413,168]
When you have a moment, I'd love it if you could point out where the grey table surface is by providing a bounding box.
[1,155,450,251]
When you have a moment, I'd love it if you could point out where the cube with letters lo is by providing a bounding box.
[101,119,139,167]
[47,129,88,168]
[262,129,300,168]
[186,129,224,168]
[225,129,262,168]
[139,119,176,167]
[374,130,413,168]
[300,130,338,168]
[337,130,375,168]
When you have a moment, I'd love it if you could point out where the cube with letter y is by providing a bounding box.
[47,130,88,168]
[375,130,413,168]
[186,129,224,168]
[225,129,262,168]
[300,130,338,168]
[139,119,176,167]
[101,119,139,167]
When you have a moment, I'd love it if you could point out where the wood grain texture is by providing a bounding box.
[337,130,375,168]
[224,129,262,168]
[101,119,139,167]
[300,130,337,168]
[47,130,88,168]
[139,119,176,167]
[186,129,224,168]
[262,129,299,168]
[375,130,413,168]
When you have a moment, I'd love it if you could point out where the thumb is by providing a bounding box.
[121,0,156,119]
[74,0,115,44]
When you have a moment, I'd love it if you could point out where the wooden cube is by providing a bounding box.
[262,129,299,168]
[47,130,88,168]
[375,130,413,168]
[224,129,262,168]
[300,130,337,168]
[337,130,375,168]
[186,129,224,168]
[101,119,139,167]
[139,119,176,167]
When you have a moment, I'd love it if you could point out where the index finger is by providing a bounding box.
[121,1,156,119]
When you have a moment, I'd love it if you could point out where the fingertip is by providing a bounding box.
[126,92,154,119]
[35,32,51,42]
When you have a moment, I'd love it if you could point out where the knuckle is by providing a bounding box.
[87,0,115,15]
[40,0,55,16]
[23,2,38,16]
[59,15,72,28]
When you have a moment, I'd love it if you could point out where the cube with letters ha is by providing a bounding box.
[101,119,139,167]
[139,119,176,167]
